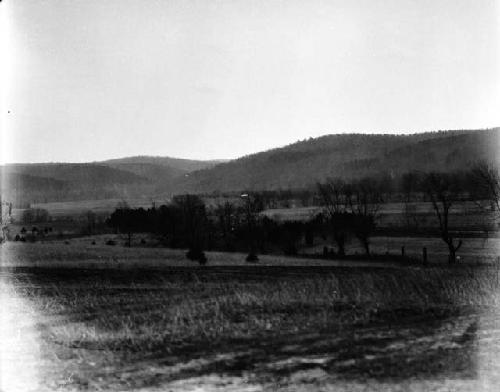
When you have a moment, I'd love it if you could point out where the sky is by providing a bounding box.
[1,0,499,163]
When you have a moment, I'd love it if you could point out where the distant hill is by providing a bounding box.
[0,157,225,206]
[3,163,148,186]
[173,128,499,193]
[99,156,226,192]
[100,156,225,173]
[0,172,69,206]
[1,129,498,206]
[0,163,151,206]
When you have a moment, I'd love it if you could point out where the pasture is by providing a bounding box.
[262,201,498,232]
[3,231,499,268]
[11,198,161,222]
[1,241,500,391]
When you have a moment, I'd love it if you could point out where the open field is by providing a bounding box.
[2,232,499,269]
[2,241,500,391]
[263,201,499,232]
[1,264,500,391]
[0,240,404,270]
[11,198,162,221]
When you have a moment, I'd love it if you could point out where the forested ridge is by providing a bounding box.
[175,128,499,192]
[1,128,498,205]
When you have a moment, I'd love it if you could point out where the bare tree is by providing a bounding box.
[348,178,383,256]
[470,161,500,214]
[401,171,422,232]
[84,210,97,235]
[422,172,464,264]
[317,179,352,256]
[240,193,260,262]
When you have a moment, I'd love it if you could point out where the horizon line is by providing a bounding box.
[2,126,498,166]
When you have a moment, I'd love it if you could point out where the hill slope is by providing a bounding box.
[0,157,226,206]
[101,156,225,173]
[1,129,497,205]
[0,164,151,206]
[174,129,499,193]
[100,157,226,191]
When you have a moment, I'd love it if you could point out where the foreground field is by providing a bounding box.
[1,242,500,391]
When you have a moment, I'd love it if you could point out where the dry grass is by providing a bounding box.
[1,240,404,268]
[2,240,500,390]
[11,265,500,355]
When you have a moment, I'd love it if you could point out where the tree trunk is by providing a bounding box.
[362,238,370,257]
[447,242,456,264]
[335,234,345,257]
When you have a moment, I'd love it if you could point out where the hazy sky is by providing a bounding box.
[2,0,499,163]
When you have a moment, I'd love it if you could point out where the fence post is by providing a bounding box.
[423,247,428,266]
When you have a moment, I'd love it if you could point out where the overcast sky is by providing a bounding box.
[1,0,499,163]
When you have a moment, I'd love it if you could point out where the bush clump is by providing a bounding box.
[186,248,207,265]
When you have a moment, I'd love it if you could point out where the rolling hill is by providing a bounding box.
[0,164,151,206]
[0,157,224,206]
[99,156,226,192]
[1,128,498,206]
[173,128,499,193]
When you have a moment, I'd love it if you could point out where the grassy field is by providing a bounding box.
[2,231,498,269]
[1,240,401,269]
[263,201,499,232]
[2,242,500,391]
[16,198,160,219]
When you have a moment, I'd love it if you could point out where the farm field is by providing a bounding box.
[1,261,500,391]
[1,241,500,391]
[2,233,499,269]
[263,202,499,232]
[11,198,162,221]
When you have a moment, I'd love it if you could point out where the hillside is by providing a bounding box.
[100,157,225,191]
[101,156,225,173]
[0,164,151,206]
[1,128,498,206]
[0,157,225,206]
[174,128,499,193]
[0,172,70,206]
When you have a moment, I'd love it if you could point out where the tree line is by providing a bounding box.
[107,163,500,265]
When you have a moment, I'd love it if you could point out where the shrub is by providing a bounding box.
[186,247,208,265]
[246,252,259,262]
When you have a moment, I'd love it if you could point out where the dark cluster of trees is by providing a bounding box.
[14,225,54,242]
[107,194,322,263]
[21,208,51,224]
[106,162,500,265]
